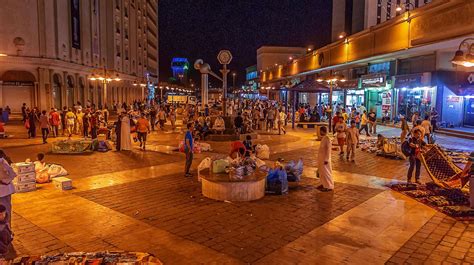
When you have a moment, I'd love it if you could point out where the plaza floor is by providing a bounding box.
[2,123,474,264]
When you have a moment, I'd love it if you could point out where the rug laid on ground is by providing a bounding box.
[6,251,162,264]
[391,182,474,220]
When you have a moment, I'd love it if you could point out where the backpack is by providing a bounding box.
[401,140,411,157]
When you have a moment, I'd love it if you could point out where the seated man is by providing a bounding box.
[213,115,225,134]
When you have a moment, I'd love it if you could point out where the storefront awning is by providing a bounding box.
[290,79,329,93]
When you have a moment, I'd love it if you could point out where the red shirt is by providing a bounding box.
[49,112,60,126]
[230,141,246,155]
[332,116,340,124]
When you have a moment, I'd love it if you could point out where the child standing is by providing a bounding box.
[334,118,347,155]
[407,129,426,185]
[346,120,360,162]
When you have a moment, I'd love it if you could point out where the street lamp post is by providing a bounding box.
[317,75,346,133]
[396,1,415,18]
[88,68,121,109]
[232,72,236,92]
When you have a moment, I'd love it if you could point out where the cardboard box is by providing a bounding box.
[15,182,36,193]
[53,177,73,190]
[16,172,36,183]
[13,162,35,174]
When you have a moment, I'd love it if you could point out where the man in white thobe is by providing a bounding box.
[317,126,334,191]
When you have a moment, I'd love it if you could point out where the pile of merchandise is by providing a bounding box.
[51,140,93,154]
[12,162,36,193]
[391,182,473,220]
[9,251,162,264]
[358,138,379,153]
[442,148,470,165]
[228,156,257,181]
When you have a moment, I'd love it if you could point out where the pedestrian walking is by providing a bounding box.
[317,127,333,192]
[184,123,194,177]
[421,116,432,144]
[120,112,132,151]
[278,109,287,135]
[83,110,90,138]
[136,113,150,150]
[346,120,359,162]
[359,110,370,136]
[65,108,76,137]
[39,111,50,144]
[49,108,60,137]
[368,109,377,134]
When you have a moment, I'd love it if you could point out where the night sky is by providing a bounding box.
[158,0,332,86]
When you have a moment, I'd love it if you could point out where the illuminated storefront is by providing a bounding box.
[361,73,391,118]
[440,72,474,128]
[394,73,435,119]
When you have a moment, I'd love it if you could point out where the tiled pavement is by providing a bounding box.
[76,174,382,263]
[2,124,474,264]
[387,213,474,264]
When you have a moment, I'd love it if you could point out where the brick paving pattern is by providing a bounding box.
[271,146,424,180]
[387,212,474,264]
[76,173,382,263]
[10,212,75,257]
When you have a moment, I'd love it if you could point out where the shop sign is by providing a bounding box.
[2,81,34,86]
[361,74,386,88]
[447,96,461,103]
[382,92,392,110]
[394,73,431,88]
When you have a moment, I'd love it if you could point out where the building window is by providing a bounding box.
[115,0,120,10]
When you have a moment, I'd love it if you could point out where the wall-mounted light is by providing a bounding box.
[452,38,474,68]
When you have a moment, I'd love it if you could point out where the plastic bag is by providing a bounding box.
[286,159,303,182]
[197,157,212,180]
[199,142,212,152]
[47,164,68,178]
[256,144,270,160]
[212,159,229,173]
[255,158,266,169]
[266,169,288,195]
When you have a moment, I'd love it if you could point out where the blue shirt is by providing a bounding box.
[185,130,193,152]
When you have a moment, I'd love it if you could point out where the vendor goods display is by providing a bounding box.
[420,145,464,189]
[10,251,162,265]
[53,177,73,191]
[51,140,93,154]
[442,148,470,164]
[390,182,473,220]
[12,162,36,193]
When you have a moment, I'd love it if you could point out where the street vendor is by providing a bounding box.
[229,141,246,159]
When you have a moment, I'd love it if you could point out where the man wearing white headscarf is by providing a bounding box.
[317,126,334,191]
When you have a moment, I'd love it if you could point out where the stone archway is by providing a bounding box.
[0,70,36,113]
[52,74,62,109]
[66,75,75,108]
[78,77,85,105]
